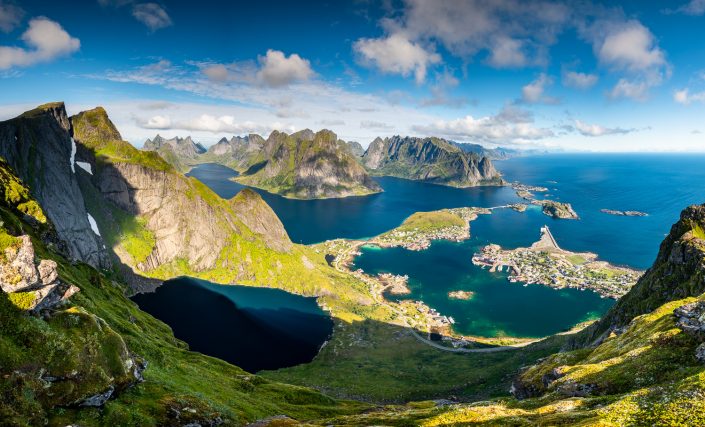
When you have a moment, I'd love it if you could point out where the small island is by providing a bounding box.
[448,290,475,300]
[533,200,579,220]
[601,209,648,217]
[472,225,641,299]
[378,273,411,295]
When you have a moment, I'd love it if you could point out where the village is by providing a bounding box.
[472,226,642,299]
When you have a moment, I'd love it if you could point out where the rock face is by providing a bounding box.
[533,200,579,219]
[340,140,364,157]
[362,135,502,187]
[70,107,293,280]
[575,203,705,346]
[0,103,110,268]
[237,129,382,199]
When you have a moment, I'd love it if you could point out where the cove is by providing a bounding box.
[186,163,518,244]
[131,277,333,372]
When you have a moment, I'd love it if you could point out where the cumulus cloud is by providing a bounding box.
[562,70,598,89]
[572,119,633,137]
[197,50,314,88]
[256,49,314,87]
[353,0,570,80]
[582,20,669,100]
[132,3,172,31]
[521,74,558,104]
[596,22,666,72]
[673,88,705,105]
[354,33,440,83]
[0,1,23,33]
[138,114,171,129]
[0,17,80,70]
[412,105,554,144]
[136,113,277,135]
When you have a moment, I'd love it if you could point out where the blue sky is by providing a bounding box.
[1,0,705,151]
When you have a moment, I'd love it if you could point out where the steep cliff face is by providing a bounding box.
[143,134,206,159]
[576,203,705,346]
[362,135,502,187]
[236,129,382,199]
[70,108,292,281]
[0,103,111,268]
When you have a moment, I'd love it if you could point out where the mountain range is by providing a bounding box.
[1,102,704,425]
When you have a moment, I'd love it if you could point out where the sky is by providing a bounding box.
[1,0,705,152]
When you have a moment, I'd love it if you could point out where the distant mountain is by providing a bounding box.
[362,135,502,187]
[450,142,515,160]
[143,134,206,171]
[200,134,267,171]
[339,140,364,157]
[236,129,381,199]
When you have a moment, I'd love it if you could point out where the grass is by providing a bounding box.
[693,223,705,240]
[568,254,587,265]
[396,210,466,233]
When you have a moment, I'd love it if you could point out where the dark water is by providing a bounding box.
[186,163,518,244]
[132,277,333,372]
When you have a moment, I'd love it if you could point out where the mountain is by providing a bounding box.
[236,129,382,199]
[362,135,502,187]
[199,133,267,171]
[451,141,518,160]
[143,134,206,158]
[339,139,364,157]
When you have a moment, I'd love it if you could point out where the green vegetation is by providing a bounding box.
[568,254,587,265]
[307,295,705,426]
[7,291,36,310]
[396,210,466,233]
[71,108,174,173]
[693,223,705,240]
[0,157,46,224]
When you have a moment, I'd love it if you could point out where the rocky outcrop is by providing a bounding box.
[1,234,79,311]
[0,103,110,268]
[362,135,502,187]
[574,203,705,347]
[237,129,381,199]
[229,189,292,252]
[533,200,579,219]
[674,300,705,363]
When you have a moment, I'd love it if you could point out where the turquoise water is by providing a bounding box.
[132,277,332,372]
[188,155,705,338]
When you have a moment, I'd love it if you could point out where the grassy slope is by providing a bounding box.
[0,159,367,426]
[312,295,705,426]
[395,210,466,233]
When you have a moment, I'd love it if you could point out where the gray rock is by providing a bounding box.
[38,259,58,285]
[0,235,39,292]
[78,385,114,407]
[0,103,111,269]
[696,343,705,363]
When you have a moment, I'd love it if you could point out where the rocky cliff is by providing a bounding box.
[200,133,267,171]
[143,134,206,158]
[362,135,502,187]
[236,129,382,199]
[69,108,293,284]
[575,203,705,346]
[0,103,111,269]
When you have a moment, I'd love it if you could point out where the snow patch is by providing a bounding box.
[70,138,76,173]
[86,213,101,236]
[76,161,92,175]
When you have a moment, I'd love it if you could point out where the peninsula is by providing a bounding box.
[472,226,641,299]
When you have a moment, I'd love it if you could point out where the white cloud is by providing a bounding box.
[597,21,666,72]
[673,88,705,105]
[412,105,554,144]
[562,70,598,89]
[256,49,314,87]
[354,33,440,83]
[609,78,649,101]
[487,37,528,68]
[0,17,80,70]
[196,50,314,88]
[139,114,171,129]
[0,1,23,33]
[573,119,633,137]
[132,3,172,31]
[521,73,558,104]
[360,120,394,130]
[672,0,705,15]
